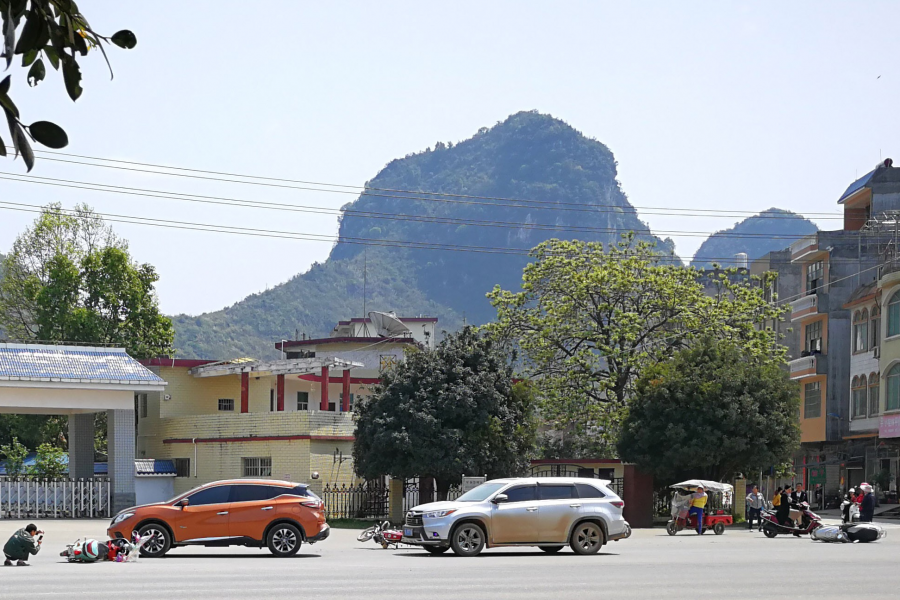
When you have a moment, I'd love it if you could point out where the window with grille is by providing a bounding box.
[242,457,272,477]
[297,391,309,411]
[887,365,900,412]
[218,398,235,412]
[338,392,356,412]
[853,310,868,353]
[806,260,824,294]
[137,393,148,419]
[804,381,822,419]
[174,458,191,478]
[851,376,867,418]
[805,321,823,353]
[889,292,900,338]
[869,374,880,417]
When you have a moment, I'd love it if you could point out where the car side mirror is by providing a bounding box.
[492,494,509,504]
[177,498,189,508]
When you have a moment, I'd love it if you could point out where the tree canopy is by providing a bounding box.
[0,203,173,358]
[353,327,537,497]
[489,235,786,451]
[617,338,800,483]
[0,0,136,170]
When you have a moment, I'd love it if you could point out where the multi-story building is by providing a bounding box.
[786,158,900,494]
[137,315,437,495]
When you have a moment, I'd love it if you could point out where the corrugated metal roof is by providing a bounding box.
[838,169,876,203]
[0,344,165,385]
[135,459,176,476]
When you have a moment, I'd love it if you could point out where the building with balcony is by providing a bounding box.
[137,315,437,495]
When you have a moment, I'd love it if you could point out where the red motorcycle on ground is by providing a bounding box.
[761,502,822,538]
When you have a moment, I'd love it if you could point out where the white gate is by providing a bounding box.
[0,477,111,519]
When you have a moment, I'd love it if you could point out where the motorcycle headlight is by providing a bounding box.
[422,509,457,519]
[110,512,134,526]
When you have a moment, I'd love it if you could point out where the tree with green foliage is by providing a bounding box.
[489,235,786,449]
[353,327,537,499]
[0,436,27,477]
[0,413,64,450]
[28,442,65,477]
[617,338,800,483]
[0,0,136,170]
[0,203,173,358]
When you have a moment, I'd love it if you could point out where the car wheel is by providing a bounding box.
[138,524,171,558]
[267,523,302,557]
[539,546,564,553]
[423,545,450,554]
[666,521,678,536]
[713,522,725,535]
[763,523,778,538]
[570,522,604,555]
[450,523,485,557]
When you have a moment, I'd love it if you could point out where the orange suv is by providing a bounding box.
[107,479,329,557]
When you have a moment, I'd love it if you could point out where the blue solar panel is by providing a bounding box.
[838,169,875,203]
[0,344,164,383]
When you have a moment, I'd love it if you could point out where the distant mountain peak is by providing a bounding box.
[690,208,818,269]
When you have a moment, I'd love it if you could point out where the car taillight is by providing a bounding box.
[611,501,625,509]
[301,500,321,508]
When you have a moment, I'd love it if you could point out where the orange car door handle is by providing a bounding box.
[217,511,229,515]
[525,507,538,512]
[261,506,274,511]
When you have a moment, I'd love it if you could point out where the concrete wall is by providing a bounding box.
[135,476,175,505]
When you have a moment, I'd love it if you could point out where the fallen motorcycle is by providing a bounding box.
[60,531,147,563]
[357,521,404,549]
[811,523,886,543]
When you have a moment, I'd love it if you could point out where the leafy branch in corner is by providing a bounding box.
[0,0,136,171]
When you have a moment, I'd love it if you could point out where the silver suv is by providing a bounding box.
[401,477,629,556]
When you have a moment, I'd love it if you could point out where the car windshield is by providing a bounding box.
[165,485,204,504]
[455,482,507,502]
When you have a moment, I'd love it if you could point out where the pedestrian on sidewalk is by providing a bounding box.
[746,485,765,531]
[3,524,42,566]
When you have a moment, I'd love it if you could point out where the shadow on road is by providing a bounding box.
[157,553,322,559]
[397,551,618,558]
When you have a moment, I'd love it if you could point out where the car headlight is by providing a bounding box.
[110,512,134,526]
[422,509,457,519]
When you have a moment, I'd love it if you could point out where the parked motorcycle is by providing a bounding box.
[357,521,404,549]
[761,501,822,538]
[841,498,860,524]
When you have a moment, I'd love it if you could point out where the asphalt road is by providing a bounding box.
[1,518,896,599]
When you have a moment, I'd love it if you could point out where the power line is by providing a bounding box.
[0,172,839,241]
[5,146,851,220]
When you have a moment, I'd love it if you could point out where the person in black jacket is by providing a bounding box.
[776,485,792,526]
[860,484,876,522]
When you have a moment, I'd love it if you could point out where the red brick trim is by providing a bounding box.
[298,374,381,384]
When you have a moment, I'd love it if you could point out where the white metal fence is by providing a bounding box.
[0,477,111,519]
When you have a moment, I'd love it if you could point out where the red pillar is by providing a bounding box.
[342,369,351,413]
[276,374,285,412]
[240,372,249,413]
[320,366,329,411]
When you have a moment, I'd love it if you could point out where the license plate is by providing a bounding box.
[404,528,413,537]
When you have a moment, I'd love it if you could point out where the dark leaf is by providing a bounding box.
[28,120,67,148]
[72,29,86,56]
[0,131,6,157]
[0,73,8,94]
[13,9,41,55]
[110,29,136,50]
[61,57,81,101]
[22,47,37,67]
[26,57,44,86]
[4,107,32,171]
[4,1,15,69]
[43,45,58,69]
[0,85,18,118]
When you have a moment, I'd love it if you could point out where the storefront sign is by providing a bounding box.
[879,414,900,439]
[808,466,826,485]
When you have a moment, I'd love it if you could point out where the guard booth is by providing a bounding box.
[0,343,166,514]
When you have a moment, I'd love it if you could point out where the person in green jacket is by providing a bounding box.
[3,524,42,566]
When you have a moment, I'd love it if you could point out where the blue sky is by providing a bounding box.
[0,1,898,315]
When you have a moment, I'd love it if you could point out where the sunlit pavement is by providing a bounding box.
[2,518,898,599]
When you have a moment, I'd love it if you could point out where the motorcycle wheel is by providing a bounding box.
[357,526,378,542]
[666,521,678,536]
[763,523,778,539]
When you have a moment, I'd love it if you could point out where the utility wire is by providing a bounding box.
[0,172,844,241]
[4,146,852,220]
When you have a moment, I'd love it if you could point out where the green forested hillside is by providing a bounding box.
[173,112,676,359]
[690,208,818,269]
